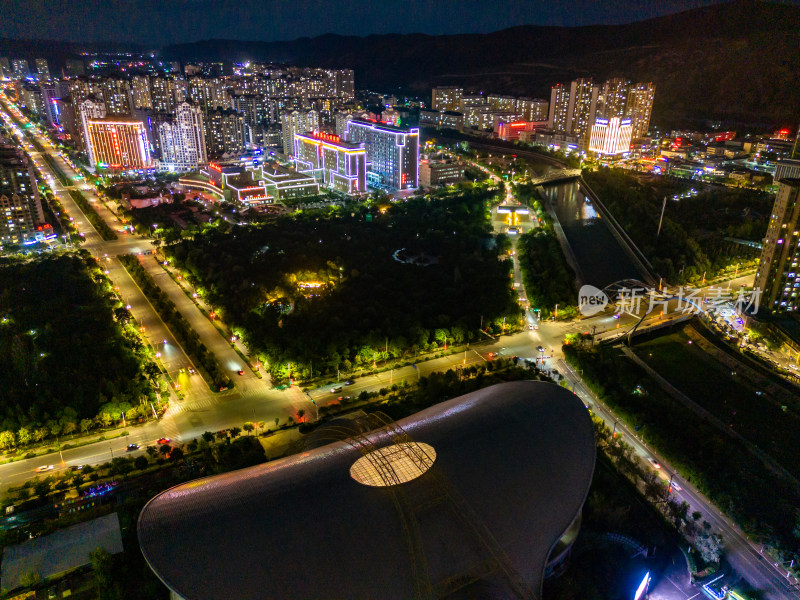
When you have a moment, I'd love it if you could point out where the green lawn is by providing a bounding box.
[635,327,800,479]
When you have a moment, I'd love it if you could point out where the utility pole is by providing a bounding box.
[656,196,667,239]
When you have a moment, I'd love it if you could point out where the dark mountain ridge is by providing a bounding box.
[1,1,797,127]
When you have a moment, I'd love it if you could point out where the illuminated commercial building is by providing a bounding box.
[85,119,152,169]
[77,97,107,153]
[432,86,463,112]
[293,131,366,194]
[343,119,419,190]
[496,120,548,142]
[252,163,320,201]
[139,381,596,600]
[626,82,655,139]
[157,102,207,172]
[588,117,633,156]
[754,179,800,312]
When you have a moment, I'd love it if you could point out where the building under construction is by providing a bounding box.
[137,381,596,599]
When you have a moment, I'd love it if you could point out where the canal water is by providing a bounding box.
[541,179,641,288]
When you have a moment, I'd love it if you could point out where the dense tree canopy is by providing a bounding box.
[0,252,154,437]
[164,186,521,380]
[582,168,769,284]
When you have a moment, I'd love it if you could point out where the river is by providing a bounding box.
[541,179,641,289]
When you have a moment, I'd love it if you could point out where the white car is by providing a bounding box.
[35,465,54,473]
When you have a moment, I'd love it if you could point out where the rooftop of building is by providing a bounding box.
[138,381,595,600]
[350,117,419,134]
[295,131,364,150]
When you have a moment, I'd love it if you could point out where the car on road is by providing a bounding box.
[126,443,140,452]
[69,465,84,472]
[647,457,661,469]
[331,385,343,393]
[671,482,682,492]
[35,465,54,473]
[344,380,355,386]
[237,369,245,376]
[536,346,544,352]
[156,438,170,445]
[487,352,498,359]
[188,367,196,374]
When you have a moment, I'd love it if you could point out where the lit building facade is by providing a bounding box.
[11,59,29,79]
[547,79,599,139]
[203,109,245,158]
[754,179,800,312]
[158,102,207,172]
[626,82,655,139]
[598,78,630,119]
[432,87,463,112]
[86,119,152,169]
[419,159,464,187]
[35,58,50,81]
[280,109,320,155]
[293,131,366,194]
[343,119,419,190]
[588,117,633,156]
[0,141,47,245]
[100,78,132,115]
[131,75,153,110]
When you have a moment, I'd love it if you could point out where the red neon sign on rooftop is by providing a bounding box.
[310,130,341,143]
[209,163,222,172]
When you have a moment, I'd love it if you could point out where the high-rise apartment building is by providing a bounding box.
[158,102,207,172]
[332,69,355,100]
[280,109,320,155]
[0,140,46,245]
[69,78,104,109]
[188,77,228,111]
[343,119,419,190]
[131,75,153,110]
[0,58,10,79]
[293,131,366,194]
[626,82,655,139]
[100,78,132,115]
[754,179,800,312]
[11,59,29,79]
[432,87,463,112]
[203,109,245,158]
[150,77,178,113]
[35,58,50,81]
[597,78,630,119]
[588,117,633,155]
[77,97,107,153]
[548,79,599,139]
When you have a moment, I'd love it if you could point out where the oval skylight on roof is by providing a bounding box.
[350,442,436,487]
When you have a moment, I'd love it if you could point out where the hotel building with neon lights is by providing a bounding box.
[293,131,366,195]
[343,119,419,190]
[85,119,152,169]
[588,117,633,156]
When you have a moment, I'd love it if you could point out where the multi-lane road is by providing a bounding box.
[1,95,797,597]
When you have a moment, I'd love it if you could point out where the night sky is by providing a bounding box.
[2,0,728,47]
